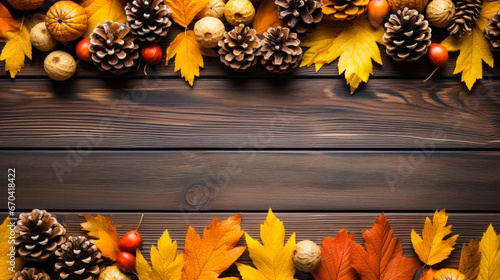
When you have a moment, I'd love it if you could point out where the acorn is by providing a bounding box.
[118,215,144,253]
[293,240,322,273]
[116,251,135,273]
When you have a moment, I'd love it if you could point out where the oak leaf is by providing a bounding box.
[478,225,500,280]
[166,31,216,86]
[0,217,25,280]
[350,213,420,280]
[300,16,384,94]
[459,240,481,280]
[311,229,357,280]
[181,213,246,280]
[237,209,296,280]
[164,0,209,28]
[253,0,286,34]
[0,3,16,33]
[0,21,32,78]
[411,209,459,266]
[79,0,127,38]
[80,214,121,261]
[441,0,500,90]
[136,229,184,280]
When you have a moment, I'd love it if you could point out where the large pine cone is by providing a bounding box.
[260,27,303,74]
[125,0,173,42]
[55,236,105,280]
[276,0,324,33]
[485,12,500,51]
[15,209,66,262]
[383,7,432,61]
[322,0,369,20]
[218,24,262,72]
[89,20,140,75]
[448,0,482,37]
[13,268,51,280]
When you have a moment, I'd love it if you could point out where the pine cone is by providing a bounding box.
[448,0,482,37]
[383,8,432,61]
[218,24,262,72]
[15,209,66,262]
[276,0,324,33]
[13,268,51,280]
[260,27,302,74]
[55,236,105,280]
[485,12,500,51]
[322,0,369,20]
[89,20,140,75]
[125,0,173,42]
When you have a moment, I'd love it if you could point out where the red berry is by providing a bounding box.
[141,44,163,65]
[119,231,143,252]
[117,251,136,273]
[427,43,449,68]
[75,38,92,62]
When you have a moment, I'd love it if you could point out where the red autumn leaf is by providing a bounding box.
[350,213,420,280]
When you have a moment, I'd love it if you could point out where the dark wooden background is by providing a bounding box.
[1,22,500,279]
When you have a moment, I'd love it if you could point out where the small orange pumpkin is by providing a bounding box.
[46,1,88,43]
[7,0,47,10]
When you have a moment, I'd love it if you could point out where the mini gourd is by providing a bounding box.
[46,1,88,43]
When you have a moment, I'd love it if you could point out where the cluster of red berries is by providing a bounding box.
[115,215,145,273]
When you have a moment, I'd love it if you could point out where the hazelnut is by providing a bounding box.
[224,0,255,26]
[293,240,322,273]
[194,17,225,48]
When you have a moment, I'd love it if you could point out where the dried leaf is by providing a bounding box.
[411,209,459,266]
[0,3,16,33]
[441,0,500,90]
[79,0,128,38]
[0,21,32,78]
[164,0,209,28]
[181,213,245,280]
[459,240,481,280]
[0,217,25,280]
[80,214,121,261]
[300,17,384,94]
[311,229,357,280]
[166,31,216,86]
[237,209,296,280]
[253,0,286,34]
[419,269,437,280]
[478,225,500,280]
[350,213,420,280]
[136,229,184,280]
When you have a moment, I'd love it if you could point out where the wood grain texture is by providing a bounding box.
[2,151,499,211]
[1,79,499,149]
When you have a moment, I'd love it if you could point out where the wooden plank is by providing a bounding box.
[2,151,499,211]
[0,79,499,149]
[3,212,499,273]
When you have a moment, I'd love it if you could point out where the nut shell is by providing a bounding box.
[194,17,225,48]
[197,0,226,19]
[224,0,255,26]
[293,240,322,272]
[99,265,131,280]
[44,50,77,81]
[30,22,57,52]
[433,268,466,280]
[46,1,88,42]
[426,0,455,28]
[388,0,428,12]
[7,0,46,10]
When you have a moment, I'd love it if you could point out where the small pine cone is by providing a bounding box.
[322,0,369,20]
[276,0,324,33]
[13,268,51,280]
[485,12,500,51]
[383,8,432,61]
[15,209,67,262]
[55,236,105,280]
[448,0,482,37]
[125,0,173,42]
[260,27,303,74]
[218,24,262,72]
[89,20,140,75]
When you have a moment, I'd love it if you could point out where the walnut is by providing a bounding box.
[194,17,226,48]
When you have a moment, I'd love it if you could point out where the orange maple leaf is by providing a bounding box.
[80,214,121,261]
[312,229,358,280]
[0,3,16,33]
[419,269,437,280]
[253,0,286,34]
[181,213,246,280]
[350,213,420,280]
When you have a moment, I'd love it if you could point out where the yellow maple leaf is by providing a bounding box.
[0,20,31,79]
[300,16,384,94]
[0,217,25,280]
[237,209,296,280]
[80,214,121,261]
[411,209,459,266]
[136,229,184,280]
[478,225,500,280]
[459,240,481,280]
[164,0,209,28]
[441,0,500,90]
[79,0,127,38]
[166,31,216,86]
